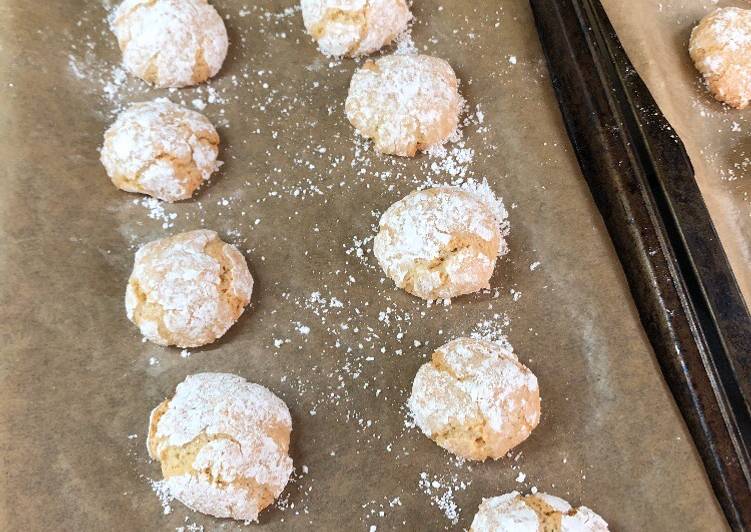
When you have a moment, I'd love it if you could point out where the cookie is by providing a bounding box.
[345,54,462,156]
[689,7,751,109]
[374,187,504,300]
[408,338,540,461]
[126,230,253,347]
[101,99,220,202]
[470,491,609,532]
[111,0,228,88]
[301,0,412,57]
[148,373,294,522]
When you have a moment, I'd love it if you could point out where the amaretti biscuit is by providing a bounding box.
[111,0,228,88]
[301,0,412,57]
[126,230,253,347]
[374,187,504,300]
[101,99,221,202]
[689,7,751,109]
[148,373,294,521]
[346,54,462,156]
[408,338,540,461]
[470,491,609,532]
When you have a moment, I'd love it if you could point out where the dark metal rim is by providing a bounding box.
[529,0,751,529]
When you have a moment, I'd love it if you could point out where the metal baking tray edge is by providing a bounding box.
[529,0,751,529]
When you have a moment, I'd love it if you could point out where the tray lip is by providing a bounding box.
[529,0,751,529]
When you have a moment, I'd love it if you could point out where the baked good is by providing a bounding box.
[373,187,503,300]
[148,373,294,521]
[125,229,253,347]
[111,0,228,88]
[408,338,540,461]
[101,99,221,202]
[689,7,751,109]
[470,491,609,532]
[345,54,462,156]
[300,0,412,57]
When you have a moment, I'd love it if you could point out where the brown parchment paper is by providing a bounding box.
[602,0,751,307]
[0,1,729,531]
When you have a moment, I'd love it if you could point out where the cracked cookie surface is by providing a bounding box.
[408,338,540,461]
[301,0,412,57]
[101,98,221,202]
[689,7,751,109]
[125,229,253,347]
[346,54,461,156]
[373,187,503,300]
[148,373,293,522]
[470,491,609,532]
[111,0,228,88]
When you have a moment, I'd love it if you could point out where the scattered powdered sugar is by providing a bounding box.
[460,177,511,250]
[427,143,475,178]
[470,314,514,352]
[395,28,419,56]
[149,479,173,515]
[418,471,470,524]
[176,522,204,532]
[134,197,177,229]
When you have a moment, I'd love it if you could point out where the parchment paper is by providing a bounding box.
[0,1,729,531]
[602,0,751,307]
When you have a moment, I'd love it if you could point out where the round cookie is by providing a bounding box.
[689,7,751,109]
[470,491,609,532]
[111,0,228,88]
[345,54,462,156]
[408,338,540,461]
[101,99,221,202]
[301,0,412,57]
[126,230,253,347]
[148,373,294,522]
[373,187,503,300]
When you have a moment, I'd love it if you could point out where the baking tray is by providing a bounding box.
[530,0,751,529]
[0,1,732,530]
[602,0,751,309]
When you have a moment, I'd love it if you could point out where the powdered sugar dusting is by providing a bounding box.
[689,7,751,108]
[300,0,412,57]
[148,373,294,522]
[470,492,609,531]
[418,471,470,525]
[111,0,228,88]
[346,55,463,157]
[408,338,540,459]
[126,230,253,347]
[101,98,221,202]
[373,185,508,300]
[461,177,512,252]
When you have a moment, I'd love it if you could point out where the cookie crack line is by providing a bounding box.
[128,278,174,344]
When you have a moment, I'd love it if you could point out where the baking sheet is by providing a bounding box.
[0,1,729,530]
[602,0,751,307]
